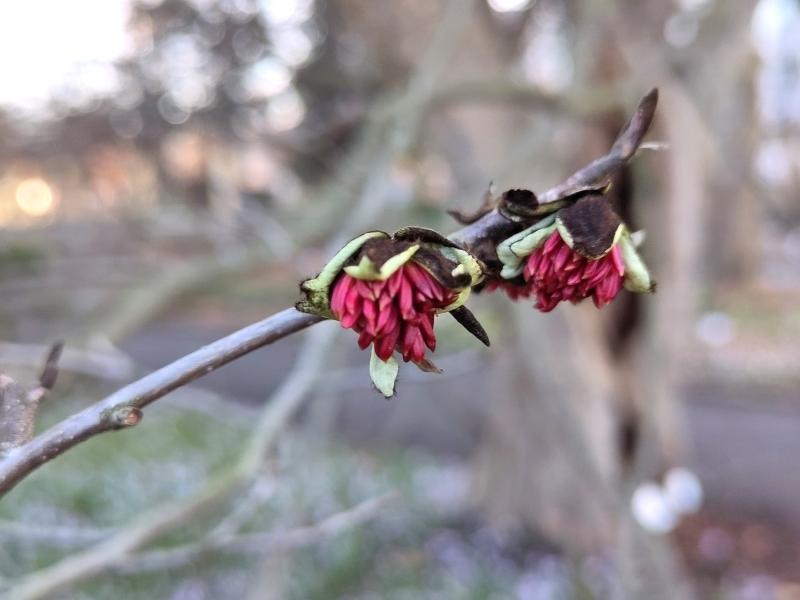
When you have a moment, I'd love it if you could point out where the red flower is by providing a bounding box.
[523,230,624,312]
[330,262,457,363]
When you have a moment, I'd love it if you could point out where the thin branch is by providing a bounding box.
[0,341,134,382]
[433,79,623,116]
[0,520,112,547]
[113,493,397,575]
[0,309,322,496]
[535,88,659,205]
[0,342,63,452]
[0,10,489,596]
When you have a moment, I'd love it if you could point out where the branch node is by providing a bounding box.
[108,406,143,429]
[447,181,497,224]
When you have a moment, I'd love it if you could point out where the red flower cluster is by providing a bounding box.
[330,262,457,363]
[524,230,624,312]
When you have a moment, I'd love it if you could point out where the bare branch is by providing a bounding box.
[113,493,398,575]
[536,88,659,205]
[0,342,64,452]
[0,341,134,381]
[0,520,111,547]
[0,309,322,496]
[433,79,622,116]
[448,89,658,264]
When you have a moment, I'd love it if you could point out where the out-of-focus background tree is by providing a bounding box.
[0,0,799,598]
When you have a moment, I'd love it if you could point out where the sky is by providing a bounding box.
[0,0,793,124]
[0,0,130,110]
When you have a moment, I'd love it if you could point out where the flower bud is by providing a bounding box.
[298,228,487,397]
[492,194,654,311]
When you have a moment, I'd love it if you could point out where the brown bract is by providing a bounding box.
[558,195,622,258]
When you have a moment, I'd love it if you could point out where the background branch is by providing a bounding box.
[0,342,62,452]
[112,493,397,575]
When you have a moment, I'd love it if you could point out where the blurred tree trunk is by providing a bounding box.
[472,303,619,551]
[471,0,637,555]
[472,0,761,550]
[701,4,761,284]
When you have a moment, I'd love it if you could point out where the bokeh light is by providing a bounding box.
[265,88,306,131]
[487,0,532,13]
[15,177,57,217]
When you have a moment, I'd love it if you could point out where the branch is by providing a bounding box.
[0,342,62,452]
[0,11,490,598]
[0,309,321,496]
[0,519,112,547]
[0,85,658,600]
[113,493,397,575]
[0,341,134,381]
[433,79,623,116]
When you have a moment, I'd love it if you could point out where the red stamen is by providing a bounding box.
[331,262,456,363]
[487,230,625,312]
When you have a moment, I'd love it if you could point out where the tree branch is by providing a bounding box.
[433,79,623,116]
[0,342,63,453]
[112,492,397,575]
[0,89,658,501]
[0,309,321,496]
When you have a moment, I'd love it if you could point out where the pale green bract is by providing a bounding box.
[437,245,484,313]
[298,231,387,319]
[619,231,653,293]
[369,347,399,398]
[496,214,557,279]
[343,244,420,280]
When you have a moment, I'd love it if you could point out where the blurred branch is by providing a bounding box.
[0,341,134,381]
[0,342,62,452]
[113,493,397,575]
[434,79,622,116]
[0,520,111,548]
[76,244,268,347]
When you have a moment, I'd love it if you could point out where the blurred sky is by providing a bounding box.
[0,0,130,110]
[0,0,796,115]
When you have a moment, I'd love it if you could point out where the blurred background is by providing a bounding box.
[0,0,799,598]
